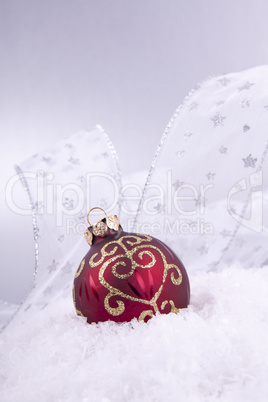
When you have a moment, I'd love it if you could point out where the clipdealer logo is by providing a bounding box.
[5,169,264,234]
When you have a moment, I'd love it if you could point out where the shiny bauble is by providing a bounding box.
[73,211,190,323]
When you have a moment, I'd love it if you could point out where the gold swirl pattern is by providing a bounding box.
[161,300,180,314]
[138,310,154,322]
[88,234,182,318]
[72,281,85,317]
[75,259,85,278]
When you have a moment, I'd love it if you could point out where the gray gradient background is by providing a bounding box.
[1,0,268,304]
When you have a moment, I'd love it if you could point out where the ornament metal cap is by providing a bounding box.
[84,207,121,245]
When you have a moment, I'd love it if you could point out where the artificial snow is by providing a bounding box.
[1,266,268,402]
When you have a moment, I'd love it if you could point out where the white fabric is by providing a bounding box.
[1,65,268,401]
[134,65,268,272]
[7,126,122,326]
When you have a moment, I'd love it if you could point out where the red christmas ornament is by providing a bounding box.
[73,208,190,323]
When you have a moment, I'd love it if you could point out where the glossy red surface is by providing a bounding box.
[73,229,190,323]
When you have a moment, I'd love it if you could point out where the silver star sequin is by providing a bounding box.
[240,99,250,108]
[43,286,52,295]
[242,154,257,168]
[198,245,209,255]
[235,238,244,248]
[175,150,185,158]
[63,197,75,210]
[57,235,65,242]
[184,132,193,140]
[206,172,216,180]
[42,156,53,164]
[243,124,250,132]
[154,203,165,213]
[98,198,108,208]
[173,180,184,190]
[219,145,228,154]
[69,157,80,165]
[48,259,59,273]
[77,176,85,183]
[238,82,255,91]
[24,304,31,312]
[77,212,86,222]
[211,113,226,127]
[194,194,207,208]
[61,261,74,275]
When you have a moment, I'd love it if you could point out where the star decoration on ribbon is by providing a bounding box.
[154,203,165,213]
[98,198,108,208]
[175,150,185,158]
[61,261,74,275]
[219,145,228,154]
[242,154,258,168]
[194,194,207,208]
[57,235,65,243]
[238,82,255,91]
[233,182,244,192]
[240,99,250,108]
[77,212,86,222]
[24,304,32,312]
[243,124,251,132]
[198,245,209,255]
[211,113,226,127]
[206,172,216,180]
[184,132,193,140]
[77,175,85,183]
[69,157,80,165]
[173,180,184,190]
[154,202,165,212]
[235,238,245,248]
[48,259,59,273]
[63,197,75,210]
[43,286,52,295]
[42,156,54,164]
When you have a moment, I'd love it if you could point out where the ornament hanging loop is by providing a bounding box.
[87,207,108,227]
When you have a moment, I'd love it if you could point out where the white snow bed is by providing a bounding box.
[1,266,268,402]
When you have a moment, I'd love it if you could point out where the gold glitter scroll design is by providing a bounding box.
[72,281,85,317]
[89,234,182,318]
[75,259,85,279]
